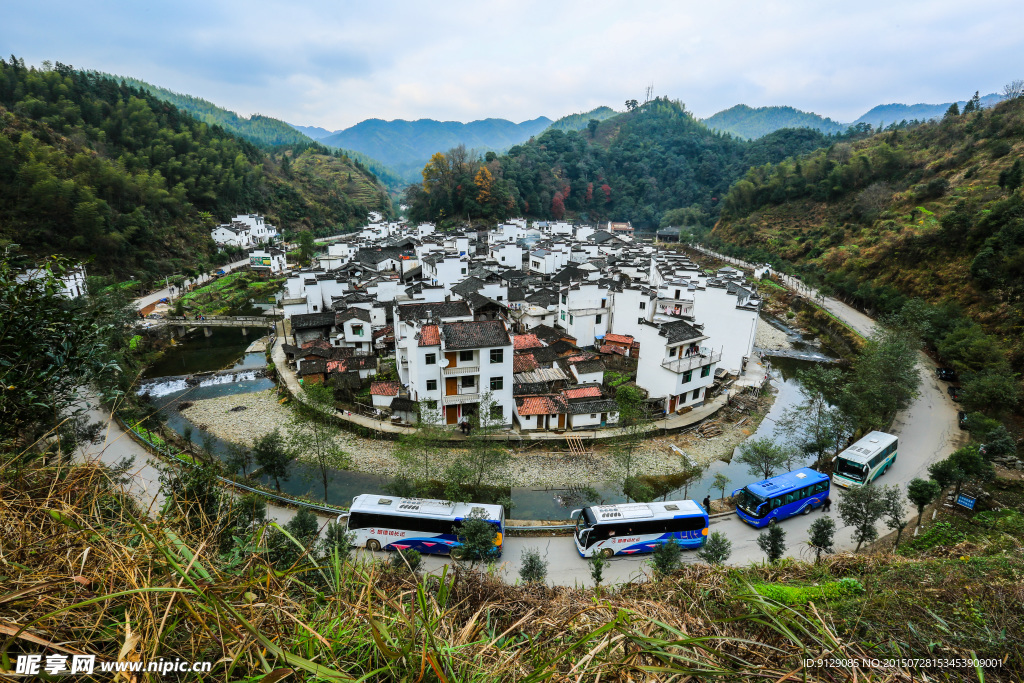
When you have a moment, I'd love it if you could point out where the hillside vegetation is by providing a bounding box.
[0,58,391,280]
[703,104,848,139]
[544,105,619,132]
[406,98,858,228]
[710,95,1024,412]
[110,74,406,192]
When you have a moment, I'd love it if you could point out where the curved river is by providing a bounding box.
[142,322,833,520]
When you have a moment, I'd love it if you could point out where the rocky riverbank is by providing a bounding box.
[179,389,769,488]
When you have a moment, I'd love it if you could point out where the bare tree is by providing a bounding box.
[1003,79,1024,100]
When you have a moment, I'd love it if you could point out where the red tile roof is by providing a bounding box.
[370,381,400,396]
[599,344,627,356]
[302,338,332,350]
[563,386,602,399]
[517,395,566,416]
[513,354,539,373]
[604,333,634,345]
[513,334,544,350]
[418,324,440,346]
[326,359,348,373]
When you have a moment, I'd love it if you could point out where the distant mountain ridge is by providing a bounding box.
[851,93,1002,126]
[703,104,847,140]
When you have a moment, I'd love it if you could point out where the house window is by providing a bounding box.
[353,324,364,336]
[561,294,567,304]
[461,375,475,388]
[426,379,437,391]
[569,315,574,324]
[591,414,597,419]
[692,389,701,400]
[595,314,602,324]
[425,353,436,365]
[460,350,474,362]
[560,311,566,321]
[640,301,646,310]
[683,370,693,383]
[424,399,437,410]
[490,349,503,364]
[497,295,503,301]
[490,377,504,390]
[701,365,711,377]
[313,305,318,311]
[461,268,467,274]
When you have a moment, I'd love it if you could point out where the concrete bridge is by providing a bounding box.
[165,315,279,338]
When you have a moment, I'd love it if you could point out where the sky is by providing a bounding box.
[2,0,1023,130]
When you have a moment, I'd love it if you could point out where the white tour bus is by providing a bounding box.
[343,495,504,557]
[571,500,709,558]
[832,430,899,488]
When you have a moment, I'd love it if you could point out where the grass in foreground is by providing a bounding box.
[1,460,1021,681]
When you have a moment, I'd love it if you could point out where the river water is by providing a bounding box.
[142,317,835,520]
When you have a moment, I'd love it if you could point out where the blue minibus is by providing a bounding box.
[733,468,830,528]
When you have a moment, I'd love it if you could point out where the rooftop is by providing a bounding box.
[440,320,511,350]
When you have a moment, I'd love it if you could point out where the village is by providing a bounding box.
[243,214,773,437]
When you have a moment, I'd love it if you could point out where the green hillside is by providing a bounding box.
[0,58,391,281]
[710,96,1024,406]
[109,75,406,192]
[405,98,846,228]
[703,104,848,139]
[544,106,619,133]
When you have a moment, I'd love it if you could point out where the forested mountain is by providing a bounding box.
[319,116,553,183]
[545,106,619,133]
[0,58,392,280]
[290,123,335,140]
[703,104,848,140]
[710,95,1024,388]
[851,93,1002,127]
[404,98,847,228]
[109,76,406,192]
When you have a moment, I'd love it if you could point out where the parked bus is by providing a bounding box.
[571,500,708,558]
[832,431,898,488]
[733,468,830,528]
[344,495,504,557]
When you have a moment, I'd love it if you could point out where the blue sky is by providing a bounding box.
[3,0,1022,129]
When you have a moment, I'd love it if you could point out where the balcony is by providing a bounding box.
[661,349,722,374]
[442,393,479,406]
[443,364,479,377]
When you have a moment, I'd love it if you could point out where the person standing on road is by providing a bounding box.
[702,495,711,512]
[822,495,832,513]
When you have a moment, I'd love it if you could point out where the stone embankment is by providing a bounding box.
[180,389,766,488]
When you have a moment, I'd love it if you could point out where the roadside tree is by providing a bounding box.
[697,531,732,565]
[907,478,941,526]
[253,428,293,492]
[837,483,887,551]
[519,548,548,584]
[650,539,682,578]
[290,383,351,503]
[807,516,835,564]
[881,485,909,549]
[453,511,500,567]
[736,437,789,480]
[712,473,731,500]
[757,525,787,564]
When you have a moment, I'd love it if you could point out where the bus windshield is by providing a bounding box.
[736,488,767,518]
[836,458,867,481]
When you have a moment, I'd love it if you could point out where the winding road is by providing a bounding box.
[81,247,963,587]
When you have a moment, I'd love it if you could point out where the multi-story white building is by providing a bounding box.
[556,282,612,346]
[248,247,286,274]
[635,319,720,414]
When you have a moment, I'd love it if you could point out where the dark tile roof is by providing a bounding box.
[298,359,327,376]
[336,308,371,324]
[572,359,606,375]
[507,286,527,302]
[450,276,487,299]
[390,397,417,412]
[530,346,561,365]
[513,381,550,396]
[398,301,471,321]
[291,312,336,330]
[500,269,530,281]
[549,339,579,356]
[528,324,569,345]
[356,247,400,265]
[566,399,619,415]
[440,320,511,350]
[551,265,585,283]
[660,319,704,344]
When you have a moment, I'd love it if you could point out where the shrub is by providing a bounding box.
[519,547,547,584]
[390,549,422,572]
[650,539,682,578]
[697,531,732,565]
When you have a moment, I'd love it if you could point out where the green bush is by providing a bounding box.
[754,577,865,605]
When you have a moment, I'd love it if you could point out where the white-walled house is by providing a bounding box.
[556,282,612,346]
[490,243,523,269]
[635,319,720,414]
[248,247,286,274]
[17,263,87,299]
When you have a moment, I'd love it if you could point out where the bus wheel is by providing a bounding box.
[450,547,465,560]
[802,505,812,515]
[600,548,614,559]
[768,518,777,526]
[366,539,381,552]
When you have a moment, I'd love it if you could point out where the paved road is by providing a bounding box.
[136,258,250,310]
[89,244,962,588]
